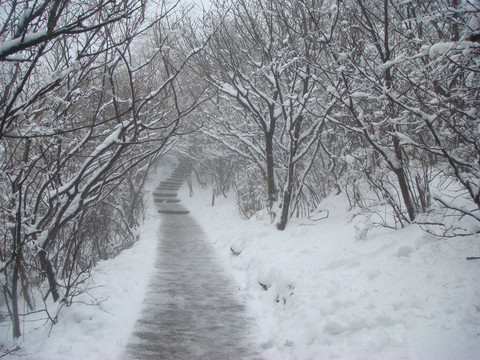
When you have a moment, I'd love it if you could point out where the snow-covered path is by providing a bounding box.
[123,165,260,359]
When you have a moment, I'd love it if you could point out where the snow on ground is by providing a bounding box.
[16,228,157,360]
[0,159,176,360]
[179,185,480,360]
[3,158,480,359]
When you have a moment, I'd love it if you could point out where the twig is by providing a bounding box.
[0,346,21,358]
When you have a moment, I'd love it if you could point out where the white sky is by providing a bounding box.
[184,0,212,13]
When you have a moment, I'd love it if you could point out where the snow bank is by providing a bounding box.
[180,186,480,360]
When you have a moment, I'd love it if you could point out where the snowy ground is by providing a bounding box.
[2,161,480,359]
[179,185,480,360]
[1,215,158,360]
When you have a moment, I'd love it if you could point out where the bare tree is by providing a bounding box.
[0,0,206,339]
[197,0,341,229]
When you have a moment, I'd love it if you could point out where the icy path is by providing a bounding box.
[123,165,260,359]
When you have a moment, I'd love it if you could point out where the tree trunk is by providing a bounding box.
[394,167,416,222]
[392,137,416,222]
[276,161,295,231]
[10,184,22,338]
[265,132,277,208]
[38,249,60,302]
[11,256,21,338]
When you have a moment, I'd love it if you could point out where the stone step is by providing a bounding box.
[154,198,181,203]
[154,197,178,201]
[160,181,182,185]
[156,190,179,194]
[157,185,181,189]
[158,184,182,188]
[152,192,177,197]
[170,169,186,174]
[170,173,185,178]
[156,189,179,194]
[158,209,190,215]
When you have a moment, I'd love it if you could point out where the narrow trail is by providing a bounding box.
[123,163,260,360]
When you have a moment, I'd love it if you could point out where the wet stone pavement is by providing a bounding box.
[123,164,260,360]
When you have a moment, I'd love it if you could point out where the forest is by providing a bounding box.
[0,0,479,344]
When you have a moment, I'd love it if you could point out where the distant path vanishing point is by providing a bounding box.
[123,161,261,360]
